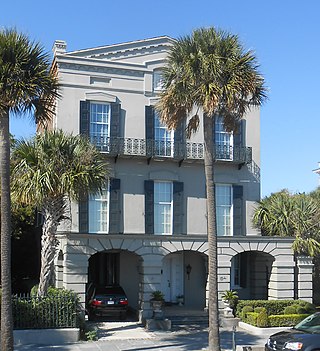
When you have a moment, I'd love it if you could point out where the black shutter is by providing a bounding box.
[145,106,155,157]
[80,101,90,136]
[233,121,242,146]
[109,178,121,234]
[234,120,246,161]
[79,193,89,233]
[233,185,243,236]
[174,121,185,159]
[173,181,184,234]
[240,253,247,288]
[110,103,121,138]
[144,180,154,234]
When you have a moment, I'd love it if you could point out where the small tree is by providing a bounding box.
[0,28,59,351]
[11,130,108,296]
[253,190,320,256]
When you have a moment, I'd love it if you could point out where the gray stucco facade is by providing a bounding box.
[51,37,312,321]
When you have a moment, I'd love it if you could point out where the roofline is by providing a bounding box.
[66,35,175,55]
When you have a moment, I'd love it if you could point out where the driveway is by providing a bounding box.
[14,321,270,351]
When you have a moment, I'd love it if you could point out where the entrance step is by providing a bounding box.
[164,308,208,330]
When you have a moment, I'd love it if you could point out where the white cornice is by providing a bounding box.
[85,91,117,103]
[65,36,175,58]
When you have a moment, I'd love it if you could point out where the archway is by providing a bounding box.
[231,251,274,300]
[161,250,207,309]
[87,250,142,311]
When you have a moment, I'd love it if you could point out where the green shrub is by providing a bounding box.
[256,309,268,327]
[254,307,266,313]
[268,314,309,327]
[13,286,80,329]
[284,305,297,314]
[246,312,259,326]
[241,305,254,320]
[235,299,314,318]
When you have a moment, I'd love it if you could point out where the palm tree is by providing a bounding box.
[157,27,267,351]
[253,190,320,256]
[0,29,59,351]
[11,130,108,296]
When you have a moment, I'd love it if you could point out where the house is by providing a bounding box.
[50,37,313,321]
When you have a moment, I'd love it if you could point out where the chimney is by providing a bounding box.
[52,40,67,56]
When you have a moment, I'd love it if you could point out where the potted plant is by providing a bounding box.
[221,290,238,309]
[150,290,165,319]
[176,294,184,306]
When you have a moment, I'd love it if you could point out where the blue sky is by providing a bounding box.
[2,0,320,197]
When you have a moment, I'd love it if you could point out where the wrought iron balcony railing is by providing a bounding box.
[91,136,252,164]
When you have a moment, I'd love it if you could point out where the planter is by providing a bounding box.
[150,299,164,319]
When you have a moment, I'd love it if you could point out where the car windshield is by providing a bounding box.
[294,313,320,333]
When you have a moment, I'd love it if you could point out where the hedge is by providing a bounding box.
[235,299,315,317]
[244,312,309,327]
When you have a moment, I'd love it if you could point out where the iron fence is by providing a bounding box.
[12,293,79,329]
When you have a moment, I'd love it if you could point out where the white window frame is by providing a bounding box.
[154,111,174,157]
[89,183,110,233]
[154,181,173,235]
[215,116,233,160]
[89,102,111,148]
[216,184,233,236]
[153,70,164,92]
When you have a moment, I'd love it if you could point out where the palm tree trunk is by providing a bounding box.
[0,110,14,351]
[203,114,220,351]
[37,197,64,296]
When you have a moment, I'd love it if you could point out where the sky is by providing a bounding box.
[2,0,320,197]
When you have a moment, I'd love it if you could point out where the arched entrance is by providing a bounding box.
[161,251,207,309]
[87,250,142,311]
[231,251,274,300]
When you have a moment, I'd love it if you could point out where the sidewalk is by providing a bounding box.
[14,321,271,351]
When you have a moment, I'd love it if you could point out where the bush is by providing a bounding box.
[256,309,268,327]
[254,307,266,313]
[268,314,309,327]
[246,312,259,326]
[284,305,297,314]
[235,299,315,318]
[241,305,254,320]
[12,286,81,329]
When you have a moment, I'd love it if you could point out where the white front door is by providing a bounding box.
[161,253,184,302]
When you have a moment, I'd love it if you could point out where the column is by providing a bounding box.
[296,256,314,302]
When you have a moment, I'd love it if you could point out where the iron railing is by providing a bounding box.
[12,294,78,329]
[91,136,252,164]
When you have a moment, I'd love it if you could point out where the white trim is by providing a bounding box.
[85,91,116,103]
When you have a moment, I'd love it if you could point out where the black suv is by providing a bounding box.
[265,312,320,351]
[86,285,128,321]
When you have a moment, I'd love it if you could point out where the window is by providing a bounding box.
[153,70,163,91]
[90,103,111,148]
[89,185,109,233]
[231,255,241,288]
[215,116,233,160]
[154,181,173,235]
[216,184,233,236]
[154,111,174,156]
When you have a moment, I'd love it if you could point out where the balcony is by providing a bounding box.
[92,136,252,164]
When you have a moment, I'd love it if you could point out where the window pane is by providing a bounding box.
[154,112,173,157]
[216,185,232,236]
[215,116,233,160]
[90,103,110,147]
[154,181,173,235]
[89,186,109,233]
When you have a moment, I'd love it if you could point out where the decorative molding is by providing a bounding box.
[85,91,117,103]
